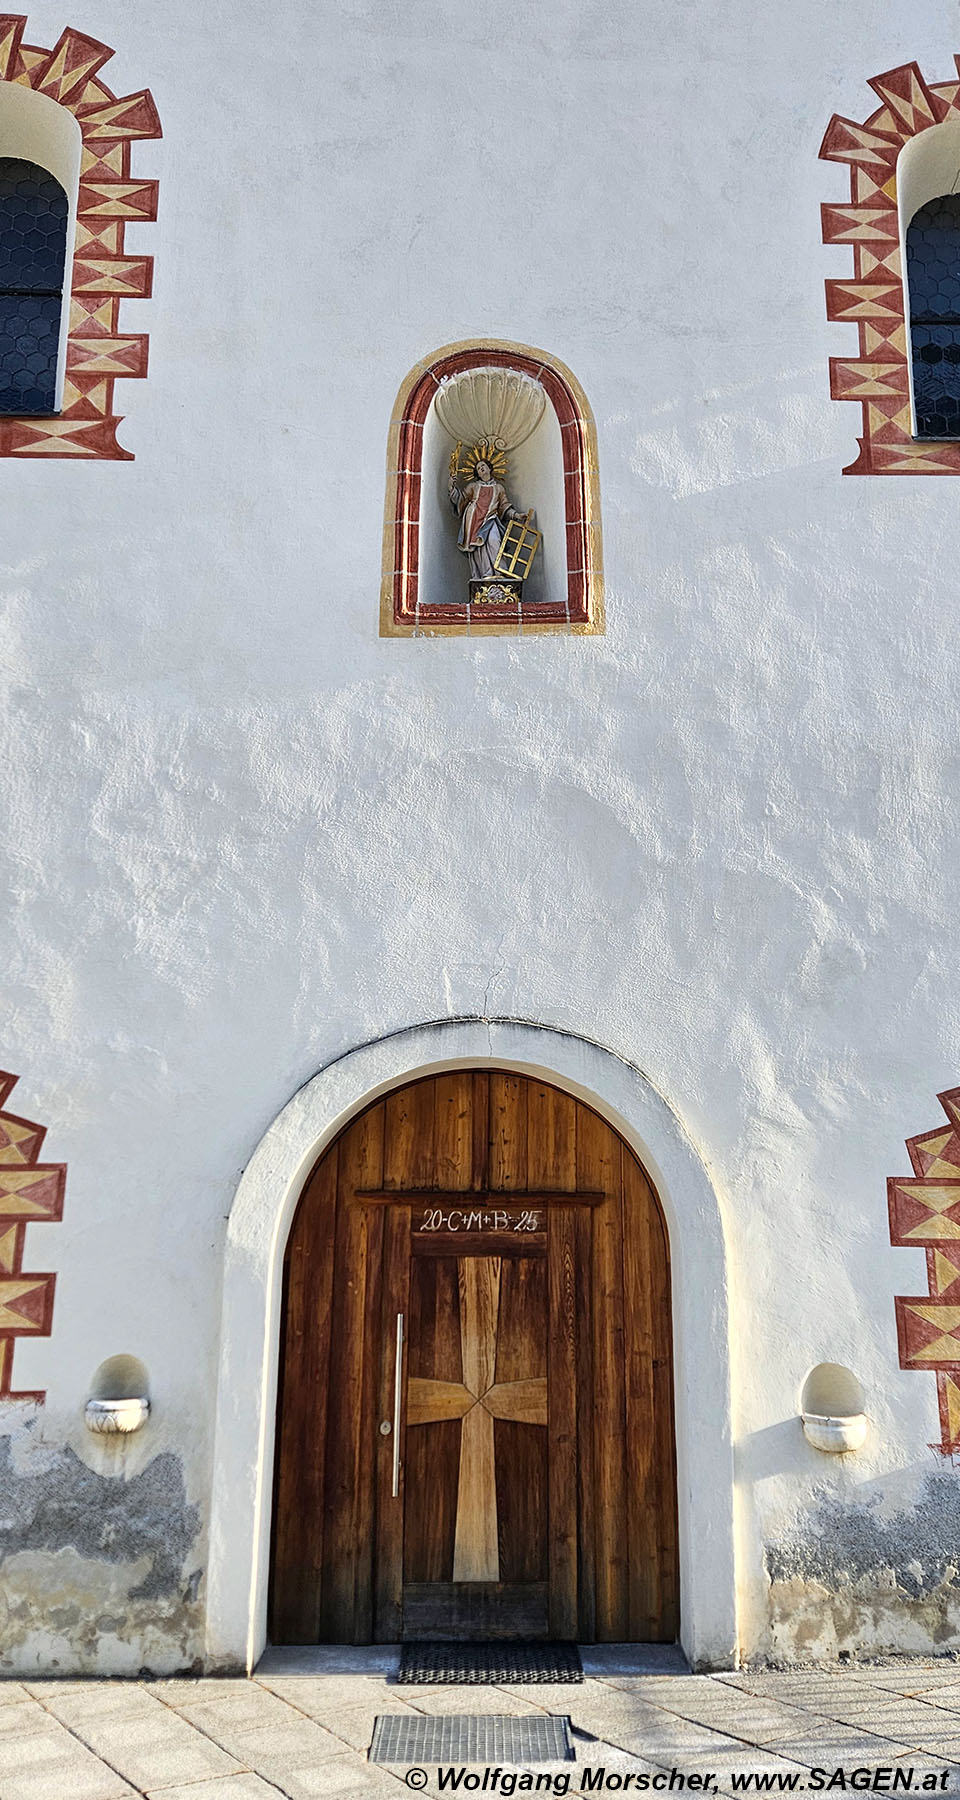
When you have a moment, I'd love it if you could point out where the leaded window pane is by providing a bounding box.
[907,193,960,438]
[0,157,68,417]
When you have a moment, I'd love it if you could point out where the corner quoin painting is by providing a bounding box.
[889,1086,960,1453]
[0,14,160,460]
[820,56,960,475]
[0,1070,66,1402]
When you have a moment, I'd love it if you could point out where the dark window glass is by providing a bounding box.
[907,192,960,439]
[0,158,68,416]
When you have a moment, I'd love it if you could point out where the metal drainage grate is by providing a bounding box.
[370,1713,575,1764]
[397,1640,584,1685]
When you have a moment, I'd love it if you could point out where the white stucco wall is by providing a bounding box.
[2,0,960,1672]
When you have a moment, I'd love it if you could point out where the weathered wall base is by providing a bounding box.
[762,1476,960,1665]
[0,1434,204,1677]
[7,1426,960,1670]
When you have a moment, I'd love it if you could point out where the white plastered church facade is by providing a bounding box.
[2,0,960,1677]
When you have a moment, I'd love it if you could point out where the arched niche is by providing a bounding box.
[381,340,604,636]
[420,380,565,612]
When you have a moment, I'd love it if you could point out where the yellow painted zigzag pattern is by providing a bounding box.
[889,1086,960,1451]
[820,58,960,476]
[0,1070,66,1400]
[0,16,160,460]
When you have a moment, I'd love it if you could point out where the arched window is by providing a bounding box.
[818,61,960,472]
[906,193,960,439]
[0,19,160,460]
[0,156,67,414]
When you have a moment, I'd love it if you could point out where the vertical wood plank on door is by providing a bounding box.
[451,1256,502,1582]
[320,1102,385,1641]
[518,1080,583,1636]
[614,1143,678,1639]
[374,1202,410,1641]
[420,1254,465,1384]
[489,1071,527,1191]
[581,1103,628,1640]
[458,1256,501,1396]
[404,1254,463,1582]
[650,1187,680,1639]
[354,1199,386,1640]
[573,1105,613,1644]
[435,1069,479,1189]
[493,1257,549,1586]
[527,1080,577,1191]
[452,1402,500,1582]
[385,1077,436,1189]
[495,1258,547,1384]
[573,1201,596,1642]
[269,1149,339,1641]
[621,1142,658,1637]
[548,1202,579,1638]
[471,1070,490,1190]
[404,1417,462,1581]
[391,1078,457,1599]
[495,1416,548,1581]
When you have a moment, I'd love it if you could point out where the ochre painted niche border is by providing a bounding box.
[0,14,160,460]
[381,339,604,636]
[0,1069,66,1402]
[820,58,960,475]
[888,1085,960,1453]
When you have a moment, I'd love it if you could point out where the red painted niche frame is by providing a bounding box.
[888,1084,960,1454]
[387,346,601,632]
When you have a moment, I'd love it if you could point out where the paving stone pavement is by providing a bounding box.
[3,1650,960,1799]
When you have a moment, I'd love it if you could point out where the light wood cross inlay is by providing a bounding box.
[407,1258,547,1582]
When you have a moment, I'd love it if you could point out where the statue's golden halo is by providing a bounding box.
[458,437,508,481]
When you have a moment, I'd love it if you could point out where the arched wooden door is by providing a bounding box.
[269,1072,678,1643]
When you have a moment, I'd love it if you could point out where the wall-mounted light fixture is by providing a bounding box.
[84,1353,150,1436]
[800,1362,868,1454]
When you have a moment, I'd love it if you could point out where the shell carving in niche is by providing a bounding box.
[434,366,546,453]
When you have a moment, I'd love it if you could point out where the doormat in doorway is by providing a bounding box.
[370,1713,575,1764]
[396,1640,583,1684]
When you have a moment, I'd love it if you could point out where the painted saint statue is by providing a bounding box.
[448,439,535,596]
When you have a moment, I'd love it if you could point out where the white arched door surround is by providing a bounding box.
[206,1021,737,1672]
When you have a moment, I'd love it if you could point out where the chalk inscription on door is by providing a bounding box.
[417,1207,543,1233]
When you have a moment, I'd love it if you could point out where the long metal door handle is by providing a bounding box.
[391,1312,404,1498]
